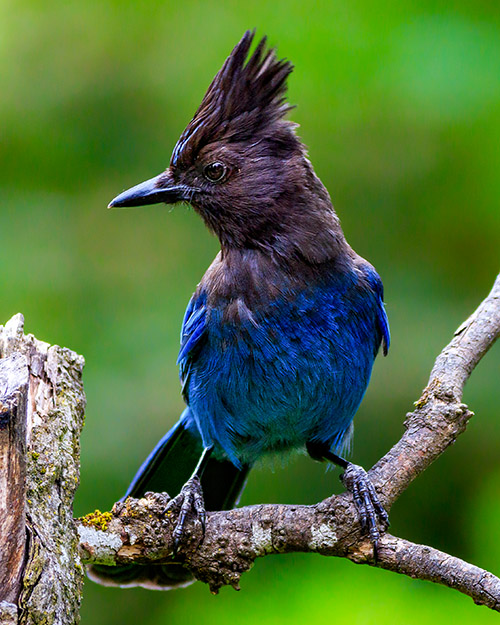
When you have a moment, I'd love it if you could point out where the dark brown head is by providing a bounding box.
[109,31,346,263]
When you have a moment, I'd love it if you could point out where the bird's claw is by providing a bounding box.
[340,463,389,561]
[163,475,206,554]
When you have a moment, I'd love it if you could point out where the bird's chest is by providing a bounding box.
[200,272,377,372]
[186,282,378,463]
[205,294,339,373]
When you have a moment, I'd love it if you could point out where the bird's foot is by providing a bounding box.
[340,463,389,561]
[164,476,206,553]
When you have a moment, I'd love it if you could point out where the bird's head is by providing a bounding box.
[109,31,344,260]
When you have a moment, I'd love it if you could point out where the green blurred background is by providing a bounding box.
[1,0,500,622]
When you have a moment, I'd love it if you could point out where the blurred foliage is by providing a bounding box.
[1,0,500,623]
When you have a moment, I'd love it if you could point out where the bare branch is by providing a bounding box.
[377,534,500,611]
[370,273,500,507]
[77,274,500,608]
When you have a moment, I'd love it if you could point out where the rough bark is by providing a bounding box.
[76,274,500,607]
[0,315,86,625]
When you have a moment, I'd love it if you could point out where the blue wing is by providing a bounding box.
[177,293,207,401]
[376,296,390,356]
[378,295,390,356]
[363,266,390,356]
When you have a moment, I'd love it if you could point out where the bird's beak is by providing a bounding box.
[108,170,190,209]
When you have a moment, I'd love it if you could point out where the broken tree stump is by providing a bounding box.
[0,315,86,625]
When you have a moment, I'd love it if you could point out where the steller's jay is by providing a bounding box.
[89,31,390,590]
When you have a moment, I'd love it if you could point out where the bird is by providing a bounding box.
[89,30,390,590]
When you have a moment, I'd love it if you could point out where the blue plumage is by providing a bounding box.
[180,255,388,468]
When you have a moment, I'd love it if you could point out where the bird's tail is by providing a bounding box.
[87,409,249,589]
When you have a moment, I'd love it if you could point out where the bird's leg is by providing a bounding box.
[306,441,389,560]
[164,445,213,552]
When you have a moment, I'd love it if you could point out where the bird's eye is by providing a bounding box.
[203,161,227,183]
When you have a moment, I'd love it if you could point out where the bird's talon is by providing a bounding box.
[341,462,388,559]
[163,475,206,553]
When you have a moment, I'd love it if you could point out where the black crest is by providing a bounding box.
[171,31,295,168]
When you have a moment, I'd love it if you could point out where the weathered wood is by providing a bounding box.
[0,315,86,625]
[0,603,18,625]
[0,354,29,606]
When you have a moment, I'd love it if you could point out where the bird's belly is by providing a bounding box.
[187,307,376,466]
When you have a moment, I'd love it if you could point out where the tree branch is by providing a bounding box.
[370,272,500,507]
[377,535,500,611]
[77,274,500,607]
